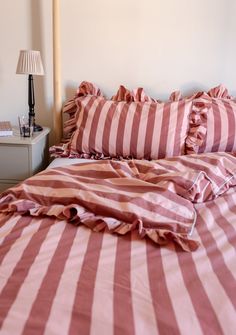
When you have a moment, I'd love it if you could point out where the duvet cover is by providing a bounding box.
[0,152,236,335]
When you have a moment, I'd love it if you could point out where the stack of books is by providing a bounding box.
[0,121,13,136]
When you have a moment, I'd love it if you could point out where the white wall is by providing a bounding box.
[1,0,236,139]
[0,0,52,129]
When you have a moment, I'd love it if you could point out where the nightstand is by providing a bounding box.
[0,127,50,192]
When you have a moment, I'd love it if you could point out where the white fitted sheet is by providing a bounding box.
[47,158,94,169]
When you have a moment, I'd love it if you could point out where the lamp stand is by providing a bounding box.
[28,74,43,132]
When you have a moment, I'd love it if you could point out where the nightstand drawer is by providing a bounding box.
[0,145,29,180]
[0,127,50,193]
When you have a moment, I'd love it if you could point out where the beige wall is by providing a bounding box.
[1,0,236,139]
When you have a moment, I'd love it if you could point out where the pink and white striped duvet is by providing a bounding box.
[0,153,236,334]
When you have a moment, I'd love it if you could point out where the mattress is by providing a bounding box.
[47,158,94,168]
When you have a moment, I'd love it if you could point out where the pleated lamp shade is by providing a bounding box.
[16,50,44,75]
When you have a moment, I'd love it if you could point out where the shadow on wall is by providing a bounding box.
[65,84,78,101]
[30,1,53,133]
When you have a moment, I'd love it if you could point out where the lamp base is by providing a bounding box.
[34,124,43,132]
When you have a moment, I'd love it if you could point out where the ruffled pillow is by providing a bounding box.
[111,85,160,102]
[185,84,236,154]
[63,81,103,141]
[50,81,104,157]
[66,94,192,160]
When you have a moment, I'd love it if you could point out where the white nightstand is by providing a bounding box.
[0,127,50,192]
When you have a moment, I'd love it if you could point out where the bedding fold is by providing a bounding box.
[1,152,236,252]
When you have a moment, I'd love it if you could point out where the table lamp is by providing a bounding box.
[16,50,44,131]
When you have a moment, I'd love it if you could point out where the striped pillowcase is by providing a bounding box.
[199,98,236,153]
[69,95,192,160]
[186,85,236,154]
[62,81,104,141]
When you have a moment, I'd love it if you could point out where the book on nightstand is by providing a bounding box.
[0,121,13,136]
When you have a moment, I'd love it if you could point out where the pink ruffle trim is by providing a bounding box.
[0,195,199,252]
[185,84,234,154]
[187,84,233,100]
[62,81,104,140]
[185,99,210,154]
[111,85,162,103]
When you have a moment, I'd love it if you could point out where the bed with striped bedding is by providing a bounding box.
[0,152,236,334]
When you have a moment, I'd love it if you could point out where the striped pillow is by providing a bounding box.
[62,81,104,141]
[186,85,236,154]
[68,95,192,160]
[199,98,236,153]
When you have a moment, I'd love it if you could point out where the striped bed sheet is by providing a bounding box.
[0,153,236,334]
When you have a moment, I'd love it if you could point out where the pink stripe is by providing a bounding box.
[173,100,186,155]
[0,216,32,266]
[15,180,194,226]
[68,230,103,335]
[81,98,102,153]
[22,223,77,335]
[88,99,106,154]
[215,100,230,152]
[130,103,142,158]
[115,103,130,156]
[223,100,236,152]
[175,246,224,334]
[198,102,212,154]
[221,194,236,249]
[158,103,171,158]
[102,103,117,156]
[136,103,150,158]
[211,101,221,152]
[173,156,225,186]
[26,173,194,209]
[190,153,232,172]
[196,208,236,309]
[0,213,11,229]
[143,103,156,159]
[0,217,52,329]
[108,102,126,157]
[113,234,135,335]
[146,240,180,334]
[152,160,180,172]
[74,96,97,152]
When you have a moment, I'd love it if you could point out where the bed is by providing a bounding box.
[0,80,236,335]
[1,2,236,333]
